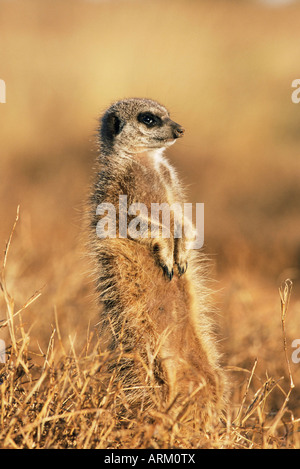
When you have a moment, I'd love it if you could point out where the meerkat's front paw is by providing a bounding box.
[152,239,174,281]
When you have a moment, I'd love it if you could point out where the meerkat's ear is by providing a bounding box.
[100,111,125,144]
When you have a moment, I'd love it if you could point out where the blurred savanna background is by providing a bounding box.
[1,0,300,448]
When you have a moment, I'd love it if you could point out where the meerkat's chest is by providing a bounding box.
[130,149,179,205]
[150,150,178,204]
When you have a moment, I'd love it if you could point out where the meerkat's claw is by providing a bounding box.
[177,261,188,276]
[162,265,174,281]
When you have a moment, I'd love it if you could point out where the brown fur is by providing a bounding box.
[88,98,227,426]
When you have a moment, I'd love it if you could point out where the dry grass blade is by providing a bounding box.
[241,377,279,426]
[261,279,296,441]
[279,279,294,390]
[265,388,293,441]
[0,289,43,330]
[1,205,20,276]
[0,206,20,352]
[233,358,258,426]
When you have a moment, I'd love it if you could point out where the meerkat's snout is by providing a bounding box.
[171,123,185,139]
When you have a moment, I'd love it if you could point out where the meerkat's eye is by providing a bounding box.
[138,112,162,128]
[142,115,155,126]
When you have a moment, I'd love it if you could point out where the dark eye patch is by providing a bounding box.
[137,112,163,128]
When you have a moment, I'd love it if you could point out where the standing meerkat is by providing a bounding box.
[88,98,226,426]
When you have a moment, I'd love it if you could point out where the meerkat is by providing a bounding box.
[88,98,226,426]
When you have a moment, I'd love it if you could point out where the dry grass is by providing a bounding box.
[0,210,299,449]
[1,0,300,449]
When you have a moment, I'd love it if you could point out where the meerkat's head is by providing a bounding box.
[99,98,184,155]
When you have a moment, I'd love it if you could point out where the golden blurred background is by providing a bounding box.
[1,0,300,412]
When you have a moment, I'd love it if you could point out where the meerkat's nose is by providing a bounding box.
[172,124,185,138]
